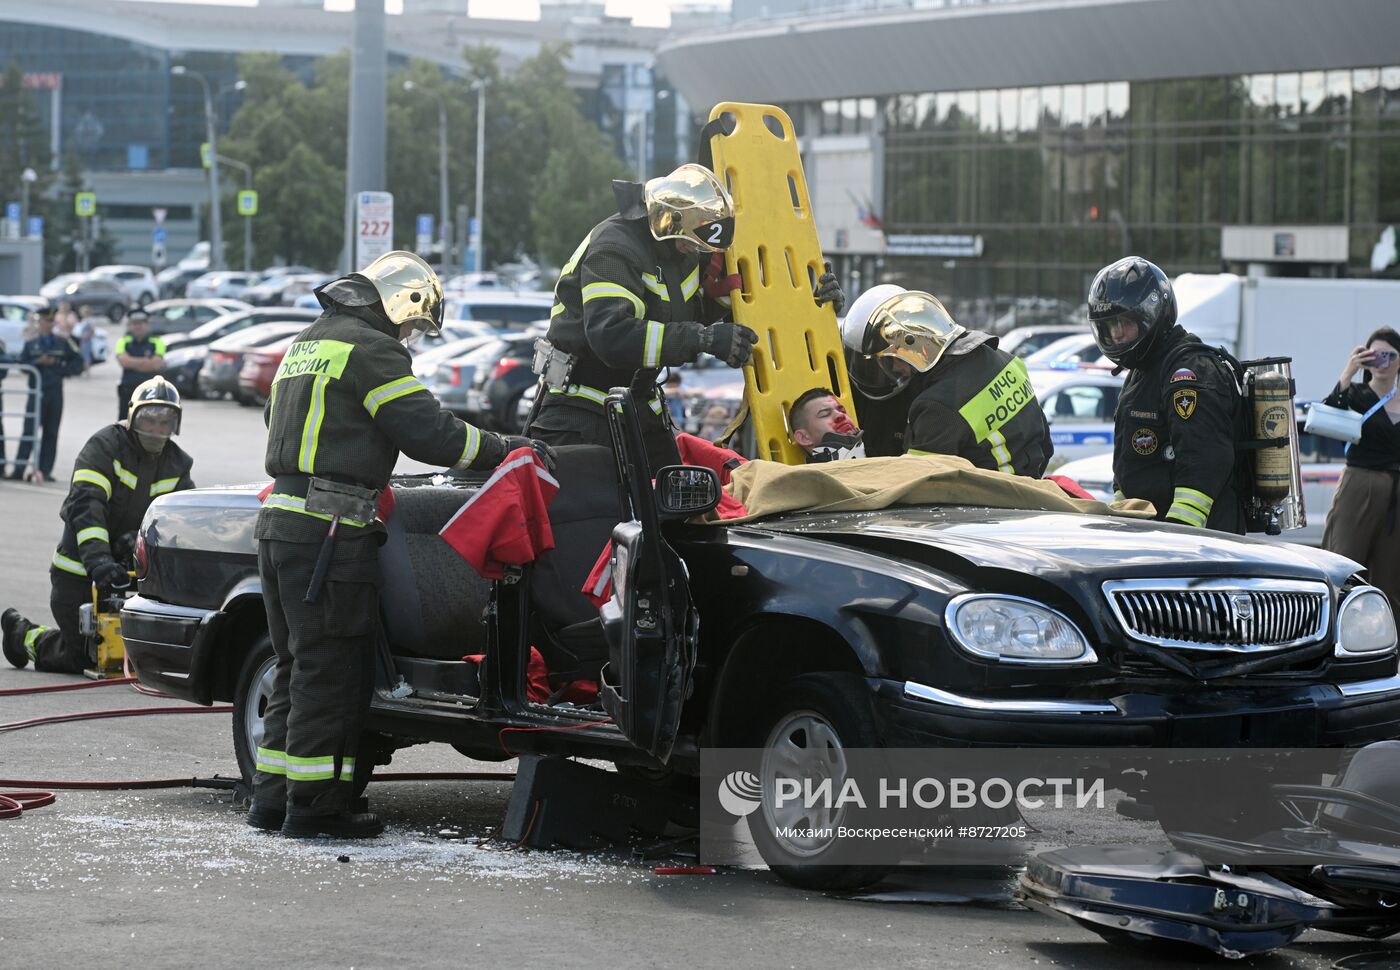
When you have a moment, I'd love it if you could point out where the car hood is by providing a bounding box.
[751,506,1356,585]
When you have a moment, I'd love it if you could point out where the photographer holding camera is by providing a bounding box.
[1322,327,1400,610]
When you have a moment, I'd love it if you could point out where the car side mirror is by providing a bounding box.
[654,465,722,520]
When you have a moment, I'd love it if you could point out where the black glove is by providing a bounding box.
[91,559,129,589]
[111,530,139,561]
[814,260,845,315]
[698,322,759,368]
[502,436,558,472]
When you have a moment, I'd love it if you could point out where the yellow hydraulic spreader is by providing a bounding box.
[705,103,856,465]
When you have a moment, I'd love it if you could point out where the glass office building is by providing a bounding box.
[769,68,1400,326]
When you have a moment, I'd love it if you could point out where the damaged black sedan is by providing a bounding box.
[120,390,1400,888]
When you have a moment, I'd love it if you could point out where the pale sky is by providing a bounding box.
[127,0,718,29]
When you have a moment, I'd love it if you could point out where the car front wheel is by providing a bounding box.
[747,673,890,891]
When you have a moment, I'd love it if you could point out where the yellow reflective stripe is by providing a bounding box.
[285,754,338,781]
[643,321,665,368]
[548,384,608,405]
[1166,503,1208,528]
[906,449,934,456]
[76,526,109,545]
[680,267,699,301]
[550,303,565,317]
[263,493,368,528]
[338,758,357,782]
[256,747,287,775]
[298,375,330,473]
[1113,489,1126,502]
[151,336,167,355]
[581,282,644,318]
[986,430,1015,475]
[24,626,46,660]
[560,231,592,277]
[112,459,137,490]
[640,272,668,300]
[274,338,354,384]
[1174,486,1215,517]
[150,477,180,497]
[458,424,481,468]
[957,357,1036,444]
[52,551,87,576]
[73,469,112,499]
[363,375,427,417]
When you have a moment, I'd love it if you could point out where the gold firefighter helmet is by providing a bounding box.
[644,163,735,252]
[357,250,445,335]
[127,375,182,454]
[841,286,967,400]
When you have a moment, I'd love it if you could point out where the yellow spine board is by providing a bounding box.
[706,103,856,465]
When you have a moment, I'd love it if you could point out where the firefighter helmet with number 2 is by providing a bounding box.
[644,164,735,253]
[127,375,183,455]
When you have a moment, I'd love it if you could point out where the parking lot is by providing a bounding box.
[0,337,1391,968]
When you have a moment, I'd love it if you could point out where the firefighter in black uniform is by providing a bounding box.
[842,285,1054,477]
[3,376,194,673]
[528,164,766,472]
[1088,256,1244,533]
[251,251,550,840]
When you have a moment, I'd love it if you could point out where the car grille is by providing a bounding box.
[1102,579,1330,652]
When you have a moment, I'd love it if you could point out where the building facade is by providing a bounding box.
[659,0,1400,329]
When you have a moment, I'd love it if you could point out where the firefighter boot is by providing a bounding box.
[281,811,384,840]
[3,608,32,669]
[245,802,287,832]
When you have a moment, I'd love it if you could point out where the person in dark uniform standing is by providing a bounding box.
[1088,256,1244,533]
[3,376,194,673]
[530,163,844,471]
[530,164,786,473]
[252,251,552,840]
[842,285,1054,477]
[11,304,83,484]
[115,309,167,419]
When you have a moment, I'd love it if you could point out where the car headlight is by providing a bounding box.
[1336,586,1398,657]
[945,594,1097,665]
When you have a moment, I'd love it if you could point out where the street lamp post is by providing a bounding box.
[472,78,487,274]
[19,167,36,230]
[171,65,224,272]
[218,153,253,272]
[404,80,450,266]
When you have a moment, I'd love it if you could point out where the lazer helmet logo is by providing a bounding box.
[1091,302,1115,313]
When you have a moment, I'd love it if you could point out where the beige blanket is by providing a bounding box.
[706,454,1156,525]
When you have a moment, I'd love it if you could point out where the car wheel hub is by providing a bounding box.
[245,655,277,755]
[759,710,849,858]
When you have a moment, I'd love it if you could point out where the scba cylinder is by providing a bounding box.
[1251,370,1293,503]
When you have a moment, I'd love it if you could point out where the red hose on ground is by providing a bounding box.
[0,676,138,697]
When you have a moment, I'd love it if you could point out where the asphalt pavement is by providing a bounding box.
[1,338,1395,969]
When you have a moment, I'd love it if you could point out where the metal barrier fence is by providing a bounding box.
[0,363,43,477]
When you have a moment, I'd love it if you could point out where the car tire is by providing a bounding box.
[231,633,383,800]
[746,673,890,891]
[108,303,126,322]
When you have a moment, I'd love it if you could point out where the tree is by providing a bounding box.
[41,151,114,277]
[0,61,53,215]
[532,116,632,266]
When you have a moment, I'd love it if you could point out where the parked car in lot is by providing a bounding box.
[431,333,537,426]
[999,324,1090,358]
[186,271,258,301]
[0,296,47,353]
[90,264,159,306]
[142,299,252,338]
[240,273,329,307]
[1024,332,1113,370]
[237,333,299,406]
[124,387,1400,890]
[160,307,319,397]
[1026,366,1123,470]
[156,265,205,300]
[39,275,130,320]
[442,290,553,336]
[198,322,309,402]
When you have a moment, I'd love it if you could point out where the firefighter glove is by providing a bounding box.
[698,322,759,368]
[91,559,129,589]
[814,261,845,315]
[502,436,558,472]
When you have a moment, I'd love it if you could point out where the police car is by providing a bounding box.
[1025,365,1122,469]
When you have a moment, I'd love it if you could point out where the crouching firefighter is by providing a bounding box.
[4,376,193,674]
[527,163,757,473]
[252,251,554,840]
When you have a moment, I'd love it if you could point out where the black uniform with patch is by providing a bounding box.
[254,296,504,821]
[1112,325,1244,533]
[530,182,726,472]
